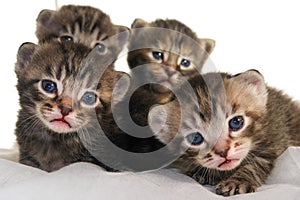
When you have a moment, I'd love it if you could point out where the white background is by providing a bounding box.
[1,0,299,148]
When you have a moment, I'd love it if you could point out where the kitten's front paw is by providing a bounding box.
[216,179,256,196]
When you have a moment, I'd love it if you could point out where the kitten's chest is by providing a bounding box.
[32,134,90,171]
[128,88,174,122]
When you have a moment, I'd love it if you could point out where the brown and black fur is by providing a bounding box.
[127,18,215,126]
[150,70,300,196]
[94,19,215,170]
[36,5,128,59]
[127,18,215,72]
[15,41,127,172]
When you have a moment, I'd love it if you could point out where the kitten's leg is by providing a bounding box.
[215,157,274,196]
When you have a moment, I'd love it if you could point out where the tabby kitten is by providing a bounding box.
[149,70,300,196]
[103,19,215,169]
[36,5,128,59]
[128,18,215,90]
[127,18,215,126]
[15,41,127,172]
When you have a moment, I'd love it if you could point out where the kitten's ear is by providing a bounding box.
[36,9,55,27]
[149,101,182,144]
[148,104,168,140]
[131,18,149,28]
[105,25,130,56]
[114,25,130,47]
[198,38,215,55]
[115,25,130,33]
[232,69,268,103]
[15,42,38,75]
[112,72,131,104]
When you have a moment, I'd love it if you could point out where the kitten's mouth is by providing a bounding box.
[218,159,239,169]
[50,119,72,128]
[159,77,177,87]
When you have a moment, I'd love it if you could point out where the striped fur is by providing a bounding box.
[127,18,215,126]
[152,71,300,196]
[36,5,128,59]
[15,41,126,172]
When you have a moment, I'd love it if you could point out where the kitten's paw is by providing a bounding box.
[216,179,256,196]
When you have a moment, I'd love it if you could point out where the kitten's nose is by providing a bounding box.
[57,96,73,116]
[215,147,230,158]
[59,105,72,116]
[164,67,177,77]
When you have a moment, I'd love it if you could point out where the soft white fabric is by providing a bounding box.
[0,147,299,200]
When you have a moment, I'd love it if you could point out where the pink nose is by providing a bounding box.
[213,132,231,158]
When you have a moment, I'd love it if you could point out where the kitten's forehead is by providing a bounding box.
[223,73,267,114]
[150,73,227,155]
[179,73,227,143]
[29,42,112,92]
[57,5,115,35]
[150,19,199,42]
[168,72,226,131]
[130,27,202,55]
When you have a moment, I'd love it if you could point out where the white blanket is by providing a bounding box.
[0,147,299,200]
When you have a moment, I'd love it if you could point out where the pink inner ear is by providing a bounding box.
[246,77,264,95]
[235,70,267,96]
[231,70,268,109]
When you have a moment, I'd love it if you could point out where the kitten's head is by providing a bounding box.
[127,18,215,93]
[15,41,128,134]
[149,70,268,171]
[36,5,129,57]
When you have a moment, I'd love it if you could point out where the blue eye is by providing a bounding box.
[42,80,57,93]
[180,59,191,67]
[229,116,244,131]
[59,35,73,43]
[152,51,164,61]
[186,132,204,146]
[95,43,106,53]
[82,92,97,105]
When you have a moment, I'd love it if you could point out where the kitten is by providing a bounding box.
[98,19,215,170]
[127,18,215,126]
[15,41,127,172]
[149,70,300,196]
[36,5,128,59]
[128,18,215,91]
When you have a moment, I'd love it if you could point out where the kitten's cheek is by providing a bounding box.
[63,117,76,128]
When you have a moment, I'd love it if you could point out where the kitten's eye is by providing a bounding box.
[186,132,204,146]
[180,59,191,68]
[81,92,98,105]
[152,51,164,61]
[95,43,106,53]
[229,116,244,131]
[42,80,57,93]
[59,35,73,43]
